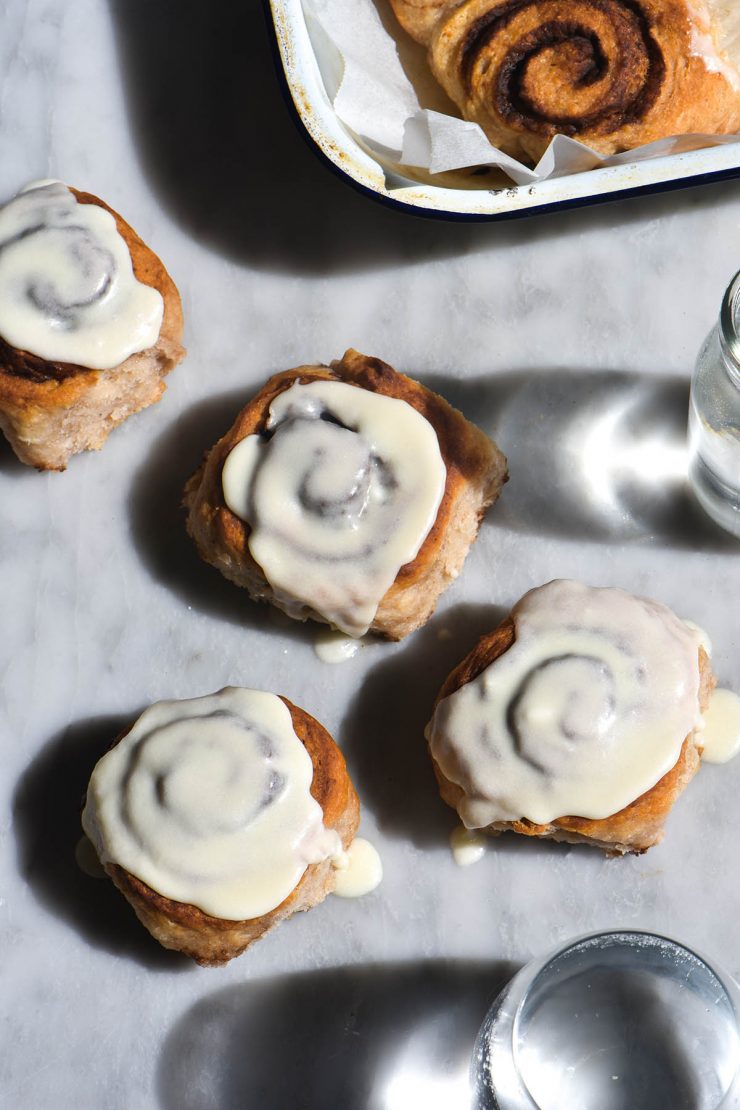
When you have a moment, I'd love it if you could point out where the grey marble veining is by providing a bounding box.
[2,2,740,1108]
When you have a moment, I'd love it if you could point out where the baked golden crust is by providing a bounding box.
[183,348,507,641]
[0,187,185,470]
[91,697,360,967]
[389,0,460,44]
[430,614,715,854]
[391,0,740,163]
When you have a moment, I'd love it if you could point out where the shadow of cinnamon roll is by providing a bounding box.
[341,600,507,848]
[127,385,316,640]
[11,713,190,970]
[421,367,735,551]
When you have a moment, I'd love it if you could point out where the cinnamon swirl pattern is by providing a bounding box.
[0,181,163,369]
[221,379,447,637]
[427,580,705,828]
[394,0,740,162]
[82,688,344,920]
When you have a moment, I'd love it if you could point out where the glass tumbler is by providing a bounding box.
[473,930,740,1110]
[688,269,740,537]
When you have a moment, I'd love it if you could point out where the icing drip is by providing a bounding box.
[75,835,106,879]
[222,379,446,637]
[700,688,740,764]
[450,825,487,867]
[0,181,163,369]
[426,581,704,827]
[314,628,363,664]
[689,1,740,91]
[332,838,383,897]
[82,688,342,920]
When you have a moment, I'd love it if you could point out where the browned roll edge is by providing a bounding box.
[389,0,460,45]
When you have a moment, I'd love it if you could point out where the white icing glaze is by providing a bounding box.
[0,181,163,369]
[689,0,740,90]
[222,379,446,637]
[314,628,362,664]
[450,825,487,867]
[81,687,343,920]
[426,581,704,827]
[332,837,383,897]
[700,688,740,763]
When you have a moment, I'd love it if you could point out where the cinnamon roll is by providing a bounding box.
[426,580,715,854]
[391,0,740,162]
[0,181,184,470]
[82,687,360,965]
[184,349,507,641]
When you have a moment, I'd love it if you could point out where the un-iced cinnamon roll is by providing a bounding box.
[426,580,715,854]
[184,349,507,641]
[0,181,184,470]
[390,0,740,163]
[82,687,361,965]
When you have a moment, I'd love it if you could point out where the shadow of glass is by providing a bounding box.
[340,602,507,849]
[421,368,736,551]
[126,387,315,643]
[157,957,517,1110]
[106,1,740,277]
[12,713,192,971]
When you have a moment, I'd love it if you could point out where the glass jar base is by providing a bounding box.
[688,453,740,539]
[473,931,740,1110]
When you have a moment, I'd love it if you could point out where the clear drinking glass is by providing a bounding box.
[473,930,740,1110]
[688,270,740,537]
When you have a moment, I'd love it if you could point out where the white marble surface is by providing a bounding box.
[2,2,740,1108]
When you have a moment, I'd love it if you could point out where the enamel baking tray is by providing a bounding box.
[266,0,740,220]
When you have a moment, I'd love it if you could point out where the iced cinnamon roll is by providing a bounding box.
[391,0,740,163]
[184,349,507,641]
[0,181,184,470]
[82,687,360,965]
[426,580,715,854]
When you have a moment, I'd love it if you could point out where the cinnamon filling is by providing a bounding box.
[0,335,85,383]
[460,0,665,136]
